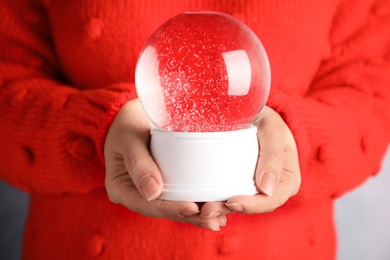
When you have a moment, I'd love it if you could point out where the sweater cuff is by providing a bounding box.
[266,89,311,176]
[96,84,138,163]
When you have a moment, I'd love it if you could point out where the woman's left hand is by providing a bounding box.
[200,106,301,217]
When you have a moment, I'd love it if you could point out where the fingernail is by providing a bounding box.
[261,172,277,196]
[219,215,227,227]
[140,176,160,201]
[178,209,200,217]
[225,203,244,212]
[200,223,220,231]
[200,211,221,218]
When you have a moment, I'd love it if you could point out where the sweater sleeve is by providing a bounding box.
[0,2,136,194]
[267,1,390,201]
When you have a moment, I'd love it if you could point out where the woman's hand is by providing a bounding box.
[224,106,301,213]
[104,99,230,231]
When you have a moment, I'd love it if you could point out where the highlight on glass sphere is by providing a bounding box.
[135,11,271,132]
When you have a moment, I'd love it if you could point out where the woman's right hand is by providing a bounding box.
[104,98,230,231]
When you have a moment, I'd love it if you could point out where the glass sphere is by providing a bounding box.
[135,11,271,132]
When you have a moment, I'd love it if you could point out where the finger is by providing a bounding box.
[255,107,293,196]
[105,174,226,231]
[147,199,200,219]
[256,133,285,196]
[219,214,228,227]
[199,201,233,218]
[104,99,163,202]
[142,199,226,232]
[164,201,227,231]
[179,213,227,231]
[106,176,201,219]
[226,192,286,215]
[226,167,300,214]
[122,136,163,201]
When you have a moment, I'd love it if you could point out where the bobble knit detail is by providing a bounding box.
[315,146,328,164]
[215,234,239,256]
[372,1,390,17]
[90,233,106,256]
[85,18,103,40]
[360,136,368,154]
[22,146,34,166]
[67,137,95,160]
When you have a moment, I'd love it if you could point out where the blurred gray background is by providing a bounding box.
[335,148,390,260]
[0,148,389,260]
[0,180,28,260]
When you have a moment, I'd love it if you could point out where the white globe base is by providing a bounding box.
[150,125,259,202]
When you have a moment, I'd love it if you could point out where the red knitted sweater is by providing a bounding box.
[1,0,389,259]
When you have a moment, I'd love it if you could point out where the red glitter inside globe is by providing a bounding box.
[136,12,270,132]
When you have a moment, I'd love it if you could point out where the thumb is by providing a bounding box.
[105,99,163,202]
[123,132,163,201]
[256,143,284,196]
[255,108,286,196]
